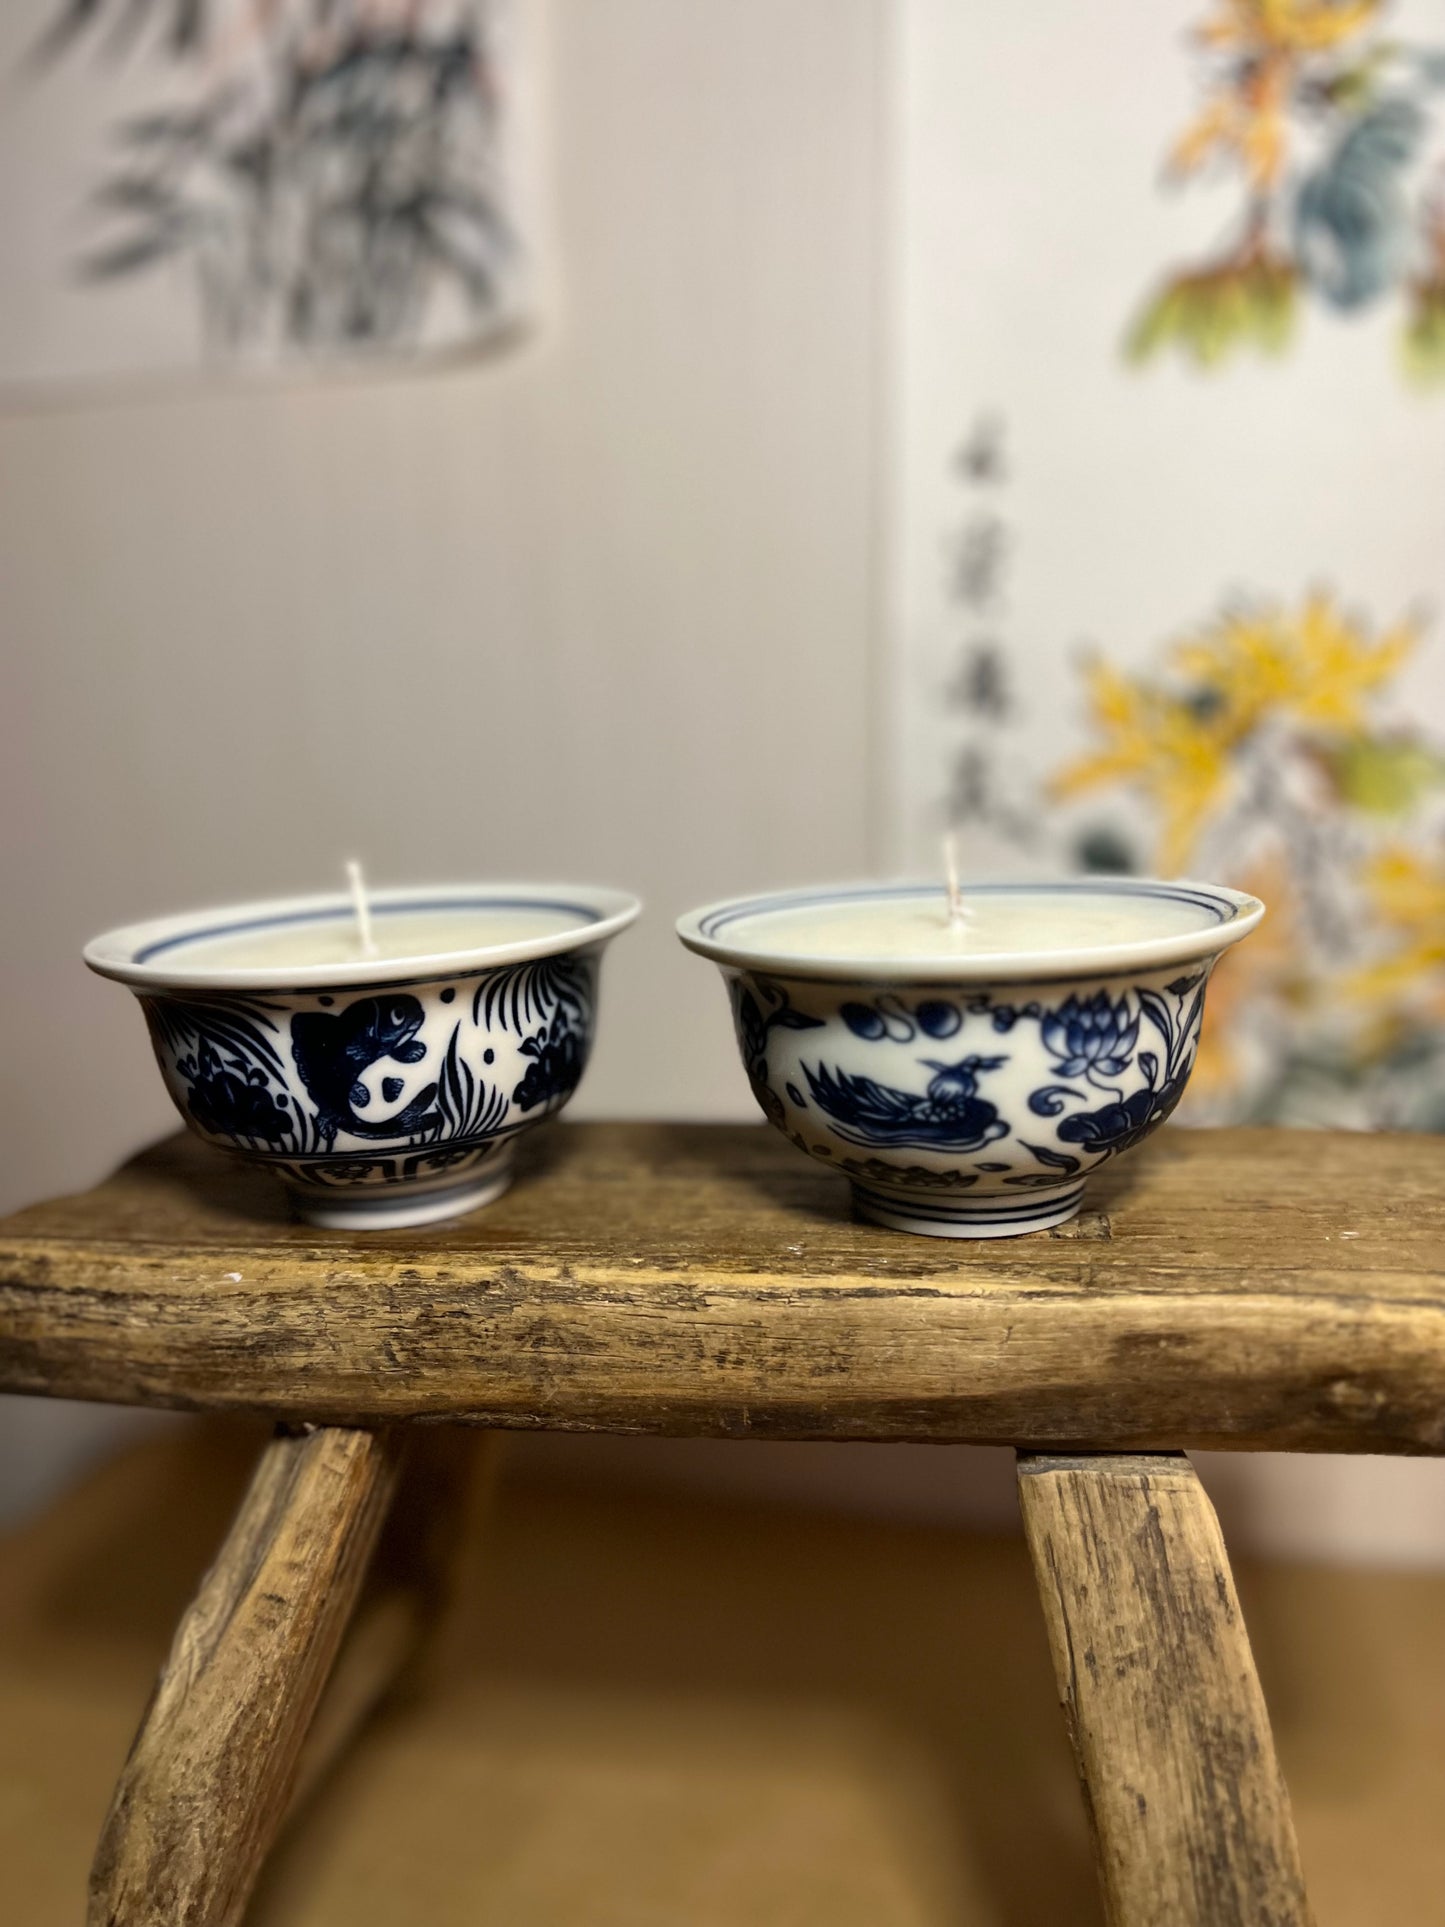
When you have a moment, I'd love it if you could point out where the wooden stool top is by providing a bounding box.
[1,1122,1441,1452]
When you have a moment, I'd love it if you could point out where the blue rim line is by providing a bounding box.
[134,896,602,965]
[150,953,602,1000]
[699,880,1232,941]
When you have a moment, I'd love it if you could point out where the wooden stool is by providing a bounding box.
[2,1122,1441,1927]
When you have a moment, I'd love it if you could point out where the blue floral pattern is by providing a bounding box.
[1040,991,1140,1082]
[1046,975,1206,1157]
[481,958,594,1113]
[178,1038,294,1143]
[143,997,304,1150]
[730,967,1211,1203]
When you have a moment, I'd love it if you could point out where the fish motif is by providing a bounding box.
[802,1055,1009,1152]
[291,996,439,1145]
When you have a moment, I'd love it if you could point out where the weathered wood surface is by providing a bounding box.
[3,1123,1443,1450]
[1018,1452,1312,1927]
[90,1425,401,1927]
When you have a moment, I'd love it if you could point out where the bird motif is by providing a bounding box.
[803,1054,1009,1152]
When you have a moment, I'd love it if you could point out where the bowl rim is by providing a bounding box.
[676,877,1265,983]
[85,882,642,992]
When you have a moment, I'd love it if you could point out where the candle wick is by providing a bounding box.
[345,860,380,959]
[943,831,970,930]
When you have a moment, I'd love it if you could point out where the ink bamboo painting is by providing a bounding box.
[0,0,528,383]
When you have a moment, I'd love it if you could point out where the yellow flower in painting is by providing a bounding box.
[1174,593,1417,736]
[1175,1,1380,190]
[1051,660,1235,873]
[1350,847,1445,1007]
[1170,66,1291,190]
[1055,594,1420,875]
[1194,0,1380,55]
[1172,606,1295,728]
[1056,584,1440,1124]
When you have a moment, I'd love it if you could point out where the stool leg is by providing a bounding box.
[1017,1451,1312,1927]
[89,1423,403,1927]
[288,1425,502,1809]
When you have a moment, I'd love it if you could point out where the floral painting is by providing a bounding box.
[894,1,1445,1139]
[1130,0,1445,382]
[930,419,1445,1131]
[0,0,528,384]
[1051,591,1445,1127]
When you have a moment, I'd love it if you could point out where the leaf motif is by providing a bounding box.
[770,1006,826,1031]
[1180,984,1208,1058]
[1137,988,1174,1048]
[83,231,191,278]
[1326,737,1445,814]
[1021,1140,1082,1174]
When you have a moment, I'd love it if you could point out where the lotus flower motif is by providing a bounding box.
[1040,991,1140,1082]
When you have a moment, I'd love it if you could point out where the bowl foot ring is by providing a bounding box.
[850,1177,1085,1240]
[287,1156,515,1232]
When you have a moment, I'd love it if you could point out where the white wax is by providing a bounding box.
[723,890,1216,960]
[166,906,587,971]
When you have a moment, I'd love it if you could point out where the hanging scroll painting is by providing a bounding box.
[0,0,532,389]
[891,0,1445,1129]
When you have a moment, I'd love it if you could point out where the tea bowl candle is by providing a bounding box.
[86,883,640,1230]
[678,878,1264,1238]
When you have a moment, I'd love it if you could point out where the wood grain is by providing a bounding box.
[1018,1452,1312,1927]
[89,1425,402,1927]
[4,1123,1443,1450]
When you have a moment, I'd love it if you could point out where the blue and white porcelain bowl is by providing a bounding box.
[678,879,1265,1239]
[86,883,640,1230]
